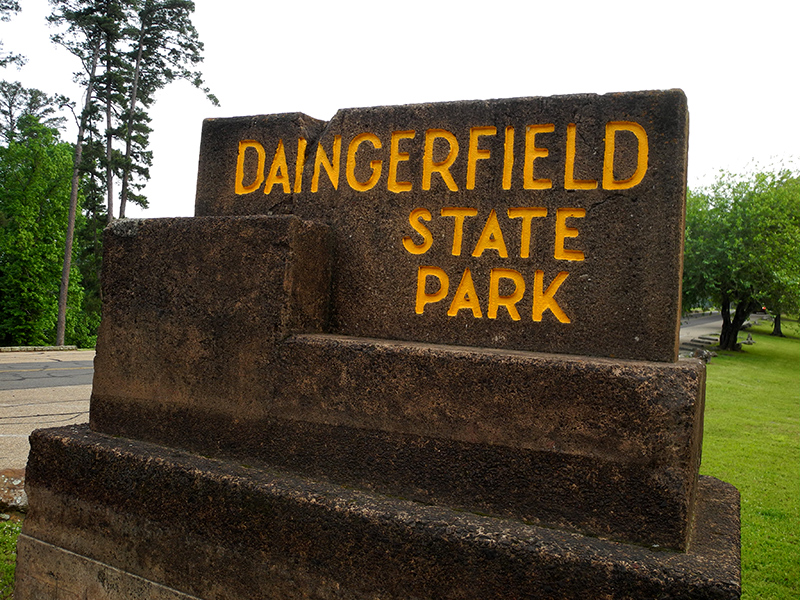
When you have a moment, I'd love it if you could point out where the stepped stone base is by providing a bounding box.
[15,425,740,600]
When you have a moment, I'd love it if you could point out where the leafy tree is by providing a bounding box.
[751,174,800,335]
[0,1,20,18]
[0,80,69,142]
[683,168,800,350]
[0,115,91,346]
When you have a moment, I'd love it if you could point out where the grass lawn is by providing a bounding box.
[0,517,22,600]
[700,318,800,600]
[0,320,797,598]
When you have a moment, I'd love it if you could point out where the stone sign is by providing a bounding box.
[14,91,740,600]
[196,91,688,362]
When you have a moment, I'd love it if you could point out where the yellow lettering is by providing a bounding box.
[311,136,342,192]
[294,138,307,193]
[507,207,547,259]
[447,268,482,318]
[403,208,433,255]
[388,130,415,193]
[466,126,496,190]
[472,209,508,258]
[523,124,554,190]
[264,140,290,194]
[441,207,478,256]
[554,208,586,261]
[488,268,525,320]
[565,124,598,190]
[603,121,648,190]
[532,271,570,323]
[422,129,459,191]
[234,140,266,195]
[502,126,514,190]
[346,133,382,192]
[415,266,449,314]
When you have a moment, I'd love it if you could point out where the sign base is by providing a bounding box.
[16,425,740,600]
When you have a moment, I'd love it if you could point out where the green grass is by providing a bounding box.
[0,321,797,598]
[0,518,22,600]
[700,318,800,600]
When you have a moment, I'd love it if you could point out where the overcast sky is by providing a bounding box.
[1,0,797,218]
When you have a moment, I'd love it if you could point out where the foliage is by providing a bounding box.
[700,320,799,599]
[0,81,70,143]
[683,168,800,349]
[0,0,23,68]
[0,114,94,346]
[0,1,215,347]
[47,0,215,343]
[47,0,215,220]
[0,518,22,600]
[47,0,107,345]
[0,1,20,18]
[116,0,218,217]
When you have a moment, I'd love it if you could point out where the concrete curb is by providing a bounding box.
[0,346,79,352]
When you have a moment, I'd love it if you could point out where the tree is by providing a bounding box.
[117,0,218,217]
[0,80,69,143]
[0,0,24,68]
[48,0,109,345]
[48,0,216,343]
[751,174,800,336]
[0,114,90,346]
[683,168,800,350]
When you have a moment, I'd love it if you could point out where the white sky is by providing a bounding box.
[1,0,797,218]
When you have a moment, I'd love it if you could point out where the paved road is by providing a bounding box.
[679,312,723,344]
[0,350,94,469]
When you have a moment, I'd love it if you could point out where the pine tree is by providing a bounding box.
[0,81,70,143]
[49,0,110,345]
[0,0,24,68]
[49,0,216,343]
[118,0,217,217]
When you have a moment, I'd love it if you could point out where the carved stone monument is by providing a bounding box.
[15,90,741,599]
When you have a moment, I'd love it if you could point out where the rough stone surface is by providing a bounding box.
[196,91,688,363]
[92,333,706,549]
[91,208,704,549]
[14,536,203,600]
[16,426,740,600]
[196,112,326,217]
[92,215,331,415]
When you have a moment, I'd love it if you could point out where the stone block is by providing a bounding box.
[195,91,689,362]
[91,215,331,416]
[15,426,740,600]
[93,333,706,549]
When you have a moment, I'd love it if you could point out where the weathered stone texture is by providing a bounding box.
[92,215,330,414]
[16,426,740,600]
[196,92,689,363]
[89,212,705,548]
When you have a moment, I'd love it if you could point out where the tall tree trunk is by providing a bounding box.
[771,313,784,337]
[56,39,101,346]
[119,24,145,219]
[105,33,114,224]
